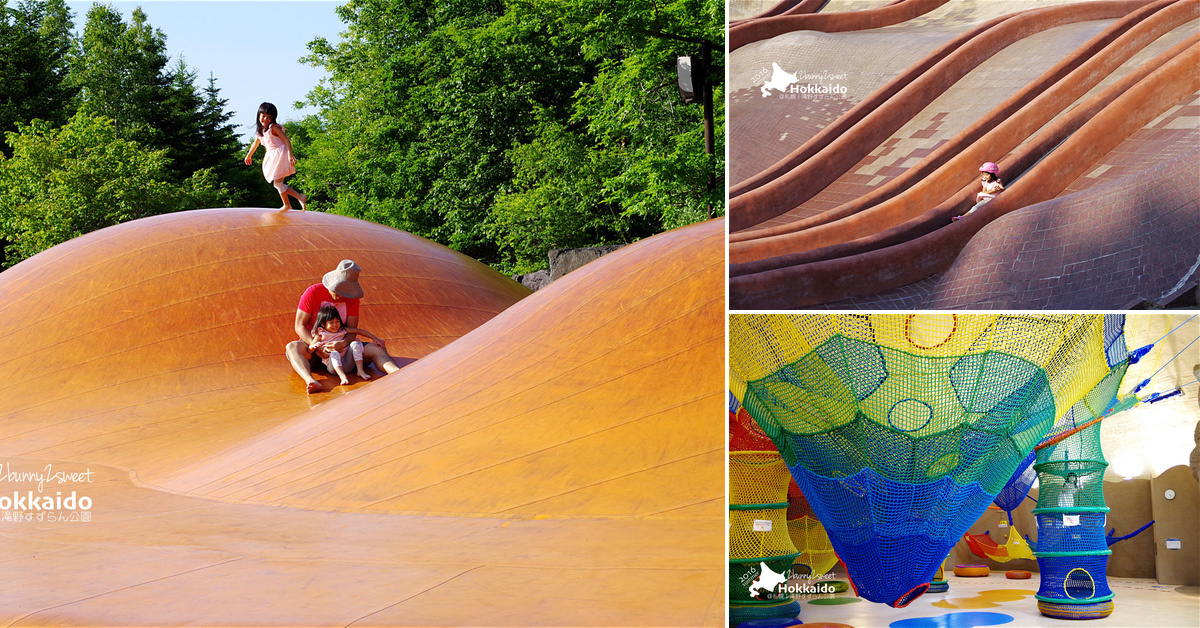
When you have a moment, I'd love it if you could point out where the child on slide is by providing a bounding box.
[309,303,381,386]
[953,162,1004,221]
[244,102,307,210]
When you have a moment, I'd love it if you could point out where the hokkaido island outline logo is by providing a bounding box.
[757,62,849,99]
[749,561,789,599]
[760,63,799,97]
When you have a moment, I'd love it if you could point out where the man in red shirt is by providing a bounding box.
[285,259,400,393]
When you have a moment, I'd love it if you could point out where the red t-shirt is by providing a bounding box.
[297,284,360,324]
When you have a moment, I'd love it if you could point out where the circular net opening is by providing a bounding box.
[1064,568,1096,600]
[905,314,957,349]
[894,582,930,607]
[789,560,813,578]
[889,399,933,431]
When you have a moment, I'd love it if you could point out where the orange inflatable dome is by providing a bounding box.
[0,209,725,625]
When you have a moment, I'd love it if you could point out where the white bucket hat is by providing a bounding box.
[322,260,364,299]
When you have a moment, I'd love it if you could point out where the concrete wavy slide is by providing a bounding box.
[729,0,1200,308]
[0,209,724,626]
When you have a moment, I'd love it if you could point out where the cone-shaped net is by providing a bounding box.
[730,314,1122,607]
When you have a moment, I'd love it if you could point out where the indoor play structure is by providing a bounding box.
[786,475,841,580]
[0,209,724,625]
[1029,327,1131,619]
[926,566,949,593]
[729,313,1200,626]
[730,314,1126,607]
[728,0,1200,309]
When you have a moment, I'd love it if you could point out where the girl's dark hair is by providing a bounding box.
[983,172,998,182]
[312,304,343,336]
[256,102,279,136]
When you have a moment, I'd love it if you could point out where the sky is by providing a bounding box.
[64,1,347,140]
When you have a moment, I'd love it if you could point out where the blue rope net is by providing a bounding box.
[993,450,1037,515]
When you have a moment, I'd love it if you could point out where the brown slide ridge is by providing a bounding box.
[730,0,1196,265]
[729,41,1200,308]
[730,0,827,25]
[815,29,1198,271]
[0,208,529,478]
[731,0,1182,243]
[728,12,1010,203]
[729,0,1153,232]
[923,150,1200,309]
[158,219,725,518]
[730,0,952,51]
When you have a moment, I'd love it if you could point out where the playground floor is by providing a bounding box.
[788,572,1200,628]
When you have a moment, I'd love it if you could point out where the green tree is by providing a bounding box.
[69,4,247,194]
[71,5,171,137]
[0,113,231,267]
[296,0,723,273]
[488,114,625,273]
[490,0,723,271]
[295,0,594,262]
[0,0,77,150]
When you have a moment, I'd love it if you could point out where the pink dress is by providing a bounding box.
[259,125,296,182]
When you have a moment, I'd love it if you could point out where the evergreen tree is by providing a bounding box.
[199,74,277,207]
[0,0,77,151]
[70,6,250,197]
[71,5,173,139]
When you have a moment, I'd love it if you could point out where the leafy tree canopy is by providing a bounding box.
[0,2,270,267]
[296,0,724,273]
[0,113,231,267]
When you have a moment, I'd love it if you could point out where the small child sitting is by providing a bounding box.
[953,162,1005,221]
[309,304,383,386]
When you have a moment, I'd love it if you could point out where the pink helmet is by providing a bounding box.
[979,162,1000,175]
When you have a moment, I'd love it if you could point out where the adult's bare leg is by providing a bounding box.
[285,340,321,392]
[362,342,400,374]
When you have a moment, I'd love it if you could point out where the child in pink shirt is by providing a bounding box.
[309,304,382,386]
[954,162,1005,221]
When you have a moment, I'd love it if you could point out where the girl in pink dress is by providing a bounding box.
[243,102,307,210]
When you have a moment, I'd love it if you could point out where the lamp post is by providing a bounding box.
[678,45,717,218]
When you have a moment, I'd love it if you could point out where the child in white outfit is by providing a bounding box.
[243,102,308,210]
[953,162,1005,221]
[309,304,382,386]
